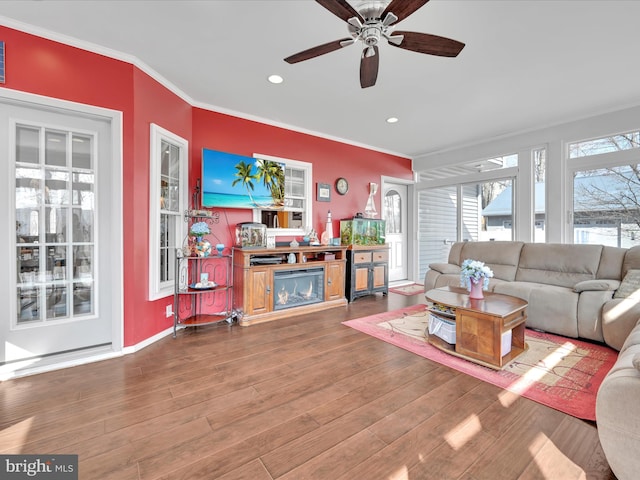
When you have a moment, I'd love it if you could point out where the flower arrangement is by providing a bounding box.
[189,221,210,237]
[460,259,494,289]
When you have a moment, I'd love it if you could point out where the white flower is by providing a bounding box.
[190,221,210,236]
[460,259,494,289]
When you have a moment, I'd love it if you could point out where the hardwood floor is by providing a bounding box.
[0,293,616,479]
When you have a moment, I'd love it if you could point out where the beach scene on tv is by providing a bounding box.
[202,149,285,209]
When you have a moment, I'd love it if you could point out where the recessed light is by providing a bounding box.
[386,117,399,124]
[268,74,284,84]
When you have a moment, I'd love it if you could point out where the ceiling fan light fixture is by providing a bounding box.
[267,74,284,84]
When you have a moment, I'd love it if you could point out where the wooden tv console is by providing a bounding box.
[232,245,348,326]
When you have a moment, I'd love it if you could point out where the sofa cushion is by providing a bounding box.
[597,246,627,280]
[574,279,619,293]
[515,243,602,288]
[447,242,465,266]
[622,245,640,277]
[428,263,461,275]
[614,269,640,299]
[458,241,524,281]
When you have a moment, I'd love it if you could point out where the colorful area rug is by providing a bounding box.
[388,283,424,296]
[342,304,618,420]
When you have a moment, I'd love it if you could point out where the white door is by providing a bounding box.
[0,98,118,369]
[383,182,408,282]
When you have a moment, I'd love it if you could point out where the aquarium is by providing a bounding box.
[340,218,386,246]
[235,222,267,249]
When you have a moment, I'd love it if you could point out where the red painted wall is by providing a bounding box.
[1,25,413,348]
[191,108,413,247]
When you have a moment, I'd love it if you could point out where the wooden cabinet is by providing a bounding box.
[326,261,345,301]
[233,246,347,326]
[346,245,389,301]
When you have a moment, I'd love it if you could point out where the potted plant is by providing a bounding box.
[460,259,494,299]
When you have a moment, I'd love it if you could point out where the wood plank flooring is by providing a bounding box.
[0,293,617,479]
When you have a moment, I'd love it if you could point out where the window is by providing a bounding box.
[532,147,546,242]
[252,153,312,235]
[416,154,518,278]
[15,124,97,323]
[384,190,402,234]
[572,165,640,247]
[568,129,640,247]
[149,124,188,300]
[569,131,640,158]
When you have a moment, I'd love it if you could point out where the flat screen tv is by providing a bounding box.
[201,149,284,210]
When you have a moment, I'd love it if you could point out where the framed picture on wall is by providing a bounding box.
[317,182,331,202]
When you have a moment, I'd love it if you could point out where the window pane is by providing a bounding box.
[73,281,94,316]
[45,130,66,167]
[73,207,93,243]
[16,126,39,164]
[533,147,546,243]
[46,285,68,320]
[73,245,93,281]
[16,167,43,208]
[17,286,40,324]
[46,170,70,205]
[384,191,401,234]
[72,134,92,169]
[477,179,514,241]
[569,131,640,158]
[160,212,178,283]
[72,172,94,207]
[573,165,640,247]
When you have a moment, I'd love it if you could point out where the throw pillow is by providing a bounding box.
[614,269,640,299]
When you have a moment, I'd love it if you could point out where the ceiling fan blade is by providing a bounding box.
[360,46,379,88]
[284,38,353,64]
[390,31,465,57]
[315,0,363,23]
[381,0,430,25]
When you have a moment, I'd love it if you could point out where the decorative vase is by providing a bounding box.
[469,279,484,299]
[192,236,211,257]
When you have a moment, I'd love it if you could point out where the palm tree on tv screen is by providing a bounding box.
[255,158,285,207]
[232,160,259,206]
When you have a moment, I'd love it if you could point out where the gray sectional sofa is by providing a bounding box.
[424,241,640,480]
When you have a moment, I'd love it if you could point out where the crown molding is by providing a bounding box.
[0,16,411,161]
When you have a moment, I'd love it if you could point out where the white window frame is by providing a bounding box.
[148,124,188,300]
[251,153,312,236]
[565,141,640,246]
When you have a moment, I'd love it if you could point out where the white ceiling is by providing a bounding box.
[2,0,640,159]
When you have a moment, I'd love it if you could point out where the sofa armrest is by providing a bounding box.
[428,263,460,275]
[574,279,620,293]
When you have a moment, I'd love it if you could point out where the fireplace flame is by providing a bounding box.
[277,285,289,305]
[302,281,313,299]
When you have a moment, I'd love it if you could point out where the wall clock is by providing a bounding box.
[335,177,349,195]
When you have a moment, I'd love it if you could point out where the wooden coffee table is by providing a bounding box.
[425,286,528,370]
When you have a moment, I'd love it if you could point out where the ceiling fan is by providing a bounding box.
[284,0,465,88]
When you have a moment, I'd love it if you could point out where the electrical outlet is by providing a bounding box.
[165,304,173,318]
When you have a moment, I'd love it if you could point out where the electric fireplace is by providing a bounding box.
[273,267,324,311]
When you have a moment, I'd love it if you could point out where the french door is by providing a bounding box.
[0,95,121,371]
